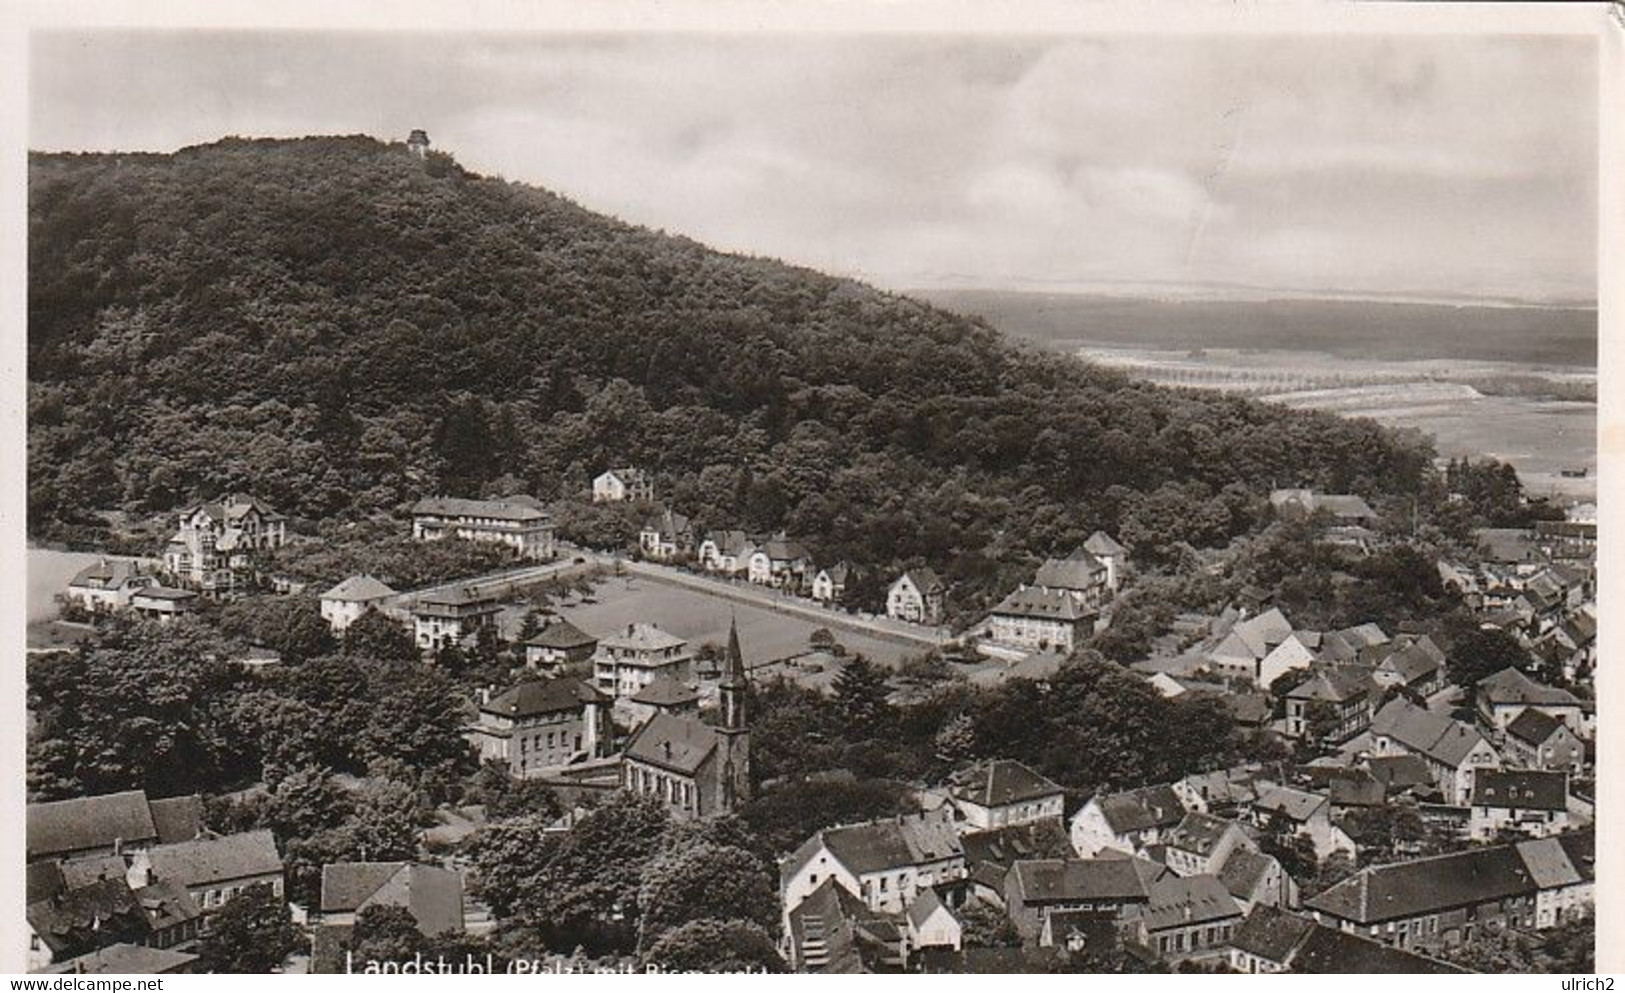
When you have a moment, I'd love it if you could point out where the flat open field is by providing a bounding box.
[546,575,914,668]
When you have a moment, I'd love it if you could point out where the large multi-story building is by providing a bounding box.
[467,677,610,778]
[410,496,556,560]
[593,623,694,698]
[162,494,286,595]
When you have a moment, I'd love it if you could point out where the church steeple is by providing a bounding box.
[720,615,747,732]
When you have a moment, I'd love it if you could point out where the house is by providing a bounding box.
[984,586,1095,654]
[1369,635,1446,697]
[946,760,1065,833]
[749,537,812,590]
[1468,769,1569,841]
[957,821,1072,905]
[521,617,599,673]
[592,467,655,503]
[593,623,695,698]
[1255,632,1320,691]
[1216,847,1296,913]
[410,588,502,652]
[128,830,284,914]
[1250,785,1356,860]
[620,620,750,821]
[1503,709,1585,774]
[64,558,154,613]
[1032,550,1110,608]
[1475,667,1584,736]
[1227,905,1463,974]
[887,569,945,625]
[1369,698,1501,805]
[781,809,966,917]
[319,575,398,632]
[1270,489,1377,527]
[626,674,701,726]
[318,862,465,934]
[41,943,200,976]
[905,888,962,951]
[1205,607,1293,684]
[26,791,204,863]
[410,496,556,560]
[810,563,851,604]
[1305,830,1593,952]
[783,877,907,973]
[1283,666,1375,742]
[163,494,287,594]
[638,507,694,561]
[1082,531,1127,590]
[1069,784,1184,857]
[1002,857,1167,942]
[1126,874,1243,964]
[128,587,199,623]
[697,530,755,575]
[1159,812,1256,878]
[26,878,153,971]
[467,677,611,778]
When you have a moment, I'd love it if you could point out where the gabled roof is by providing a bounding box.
[1163,811,1241,858]
[1226,607,1294,659]
[28,790,158,860]
[148,796,205,845]
[1254,785,1326,824]
[134,878,203,932]
[1286,666,1373,704]
[630,673,699,707]
[1374,638,1444,685]
[989,585,1094,622]
[1228,904,1314,963]
[948,759,1063,809]
[1293,922,1465,973]
[786,877,878,973]
[817,562,851,584]
[524,617,597,650]
[45,944,199,975]
[701,530,753,556]
[411,496,549,522]
[1370,698,1493,767]
[483,677,605,718]
[321,574,397,602]
[623,712,719,776]
[1217,849,1279,903]
[897,568,944,595]
[1317,494,1376,520]
[762,538,810,562]
[1092,784,1185,835]
[1471,769,1567,811]
[905,887,954,930]
[146,830,282,888]
[783,811,962,885]
[1083,531,1126,557]
[1505,708,1569,747]
[321,862,464,936]
[27,877,144,954]
[1306,844,1541,924]
[1364,754,1434,791]
[1476,667,1580,708]
[1007,857,1165,904]
[1327,776,1385,808]
[641,507,692,535]
[1136,874,1241,931]
[1033,554,1104,591]
[68,558,146,590]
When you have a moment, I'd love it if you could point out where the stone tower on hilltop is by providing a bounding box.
[406,129,431,158]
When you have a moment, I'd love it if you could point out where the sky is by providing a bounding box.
[29,30,1599,303]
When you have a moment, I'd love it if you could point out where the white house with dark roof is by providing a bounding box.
[1250,785,1356,860]
[319,574,398,632]
[1369,698,1501,805]
[318,861,464,935]
[749,537,812,590]
[781,809,965,916]
[592,467,655,503]
[638,507,694,561]
[1160,811,1257,878]
[1127,873,1244,964]
[887,569,945,625]
[1206,607,1295,684]
[27,791,203,864]
[1503,709,1585,773]
[1082,531,1127,590]
[467,677,610,777]
[410,496,556,559]
[697,530,755,575]
[1069,784,1185,858]
[1474,667,1585,736]
[409,587,502,651]
[1468,769,1569,841]
[64,559,155,613]
[905,888,962,950]
[129,587,199,623]
[1002,856,1168,943]
[984,585,1095,654]
[810,563,851,604]
[593,622,694,698]
[522,617,598,672]
[947,759,1065,832]
[127,830,284,914]
[1032,550,1110,608]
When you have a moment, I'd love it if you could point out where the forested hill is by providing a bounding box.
[29,135,1434,577]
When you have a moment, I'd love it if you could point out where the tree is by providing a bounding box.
[1444,625,1536,691]
[343,608,417,662]
[345,905,427,968]
[640,919,785,973]
[334,778,426,862]
[637,842,778,948]
[196,883,302,973]
[832,656,892,739]
[265,765,352,843]
[959,899,1019,948]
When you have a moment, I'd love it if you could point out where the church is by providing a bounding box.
[620,619,751,819]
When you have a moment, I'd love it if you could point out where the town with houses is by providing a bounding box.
[26,460,1599,975]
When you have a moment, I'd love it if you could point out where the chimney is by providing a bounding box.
[662,741,672,760]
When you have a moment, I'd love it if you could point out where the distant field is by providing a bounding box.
[921,290,1597,367]
[548,576,912,667]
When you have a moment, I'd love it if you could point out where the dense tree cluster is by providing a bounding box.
[31,136,1438,613]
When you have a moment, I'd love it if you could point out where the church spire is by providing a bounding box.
[720,614,747,731]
